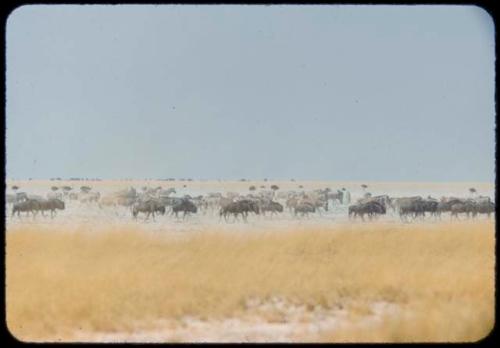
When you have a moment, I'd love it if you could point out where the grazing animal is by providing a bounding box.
[171,199,198,219]
[132,200,165,220]
[392,197,423,214]
[451,201,477,220]
[38,199,66,218]
[260,200,284,216]
[219,200,260,222]
[474,201,495,218]
[348,201,386,221]
[436,198,467,218]
[12,199,41,217]
[294,202,316,217]
[300,197,328,215]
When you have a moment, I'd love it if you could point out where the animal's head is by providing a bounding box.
[159,206,166,215]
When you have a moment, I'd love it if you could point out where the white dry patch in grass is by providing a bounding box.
[69,301,400,343]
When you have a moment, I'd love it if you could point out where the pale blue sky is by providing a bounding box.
[6,5,495,181]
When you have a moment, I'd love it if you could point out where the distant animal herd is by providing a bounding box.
[5,185,495,223]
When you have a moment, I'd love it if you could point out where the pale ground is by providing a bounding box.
[5,180,495,342]
[69,301,401,343]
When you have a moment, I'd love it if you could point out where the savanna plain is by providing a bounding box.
[5,180,495,342]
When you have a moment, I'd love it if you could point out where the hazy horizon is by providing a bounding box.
[6,5,496,182]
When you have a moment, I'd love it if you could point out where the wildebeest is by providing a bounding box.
[450,200,482,220]
[398,198,438,221]
[219,200,260,222]
[436,198,467,219]
[259,200,284,216]
[171,199,198,219]
[348,201,386,221]
[132,199,166,220]
[300,197,328,215]
[391,196,422,214]
[294,202,316,217]
[473,200,495,218]
[12,199,41,217]
[358,195,392,209]
[38,198,66,218]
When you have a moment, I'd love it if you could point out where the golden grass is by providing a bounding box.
[6,221,495,342]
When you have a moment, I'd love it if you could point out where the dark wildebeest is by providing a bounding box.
[38,198,66,218]
[392,196,422,214]
[260,200,284,217]
[132,199,166,220]
[349,201,386,221]
[420,199,439,219]
[171,199,198,219]
[219,200,260,222]
[473,201,495,218]
[12,199,41,218]
[294,202,316,217]
[400,199,438,221]
[436,198,465,219]
[300,197,328,216]
[451,201,477,220]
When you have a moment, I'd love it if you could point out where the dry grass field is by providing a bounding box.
[6,220,495,342]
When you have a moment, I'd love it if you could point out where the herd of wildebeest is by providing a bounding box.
[5,185,496,223]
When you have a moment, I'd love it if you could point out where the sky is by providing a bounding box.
[5,5,496,181]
